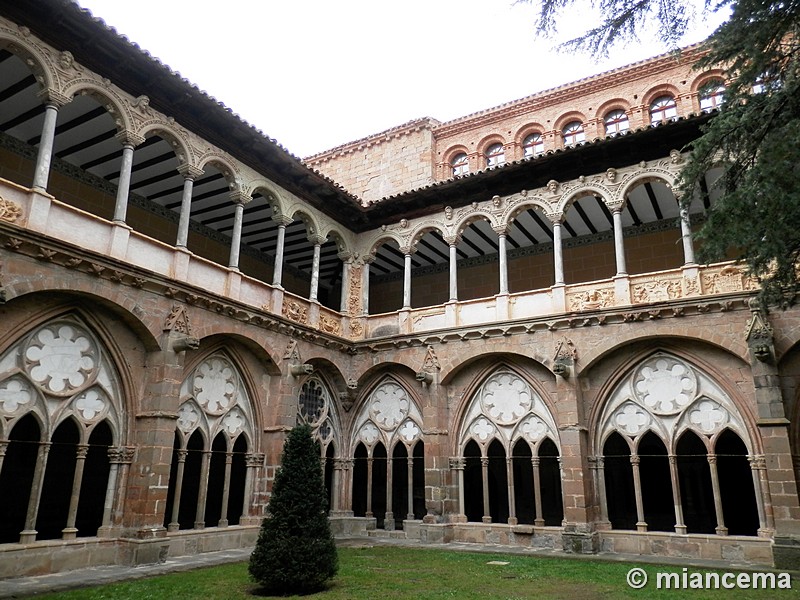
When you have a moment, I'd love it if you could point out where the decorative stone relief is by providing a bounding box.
[370,381,410,430]
[164,304,192,335]
[634,356,696,415]
[568,287,614,311]
[283,299,308,325]
[420,345,441,373]
[73,388,107,421]
[25,323,96,394]
[687,398,728,434]
[0,377,32,414]
[0,196,22,223]
[193,357,236,414]
[222,409,245,436]
[614,402,651,436]
[319,314,341,336]
[480,372,531,424]
[470,417,496,442]
[398,420,421,443]
[358,421,379,445]
[520,416,549,442]
[177,403,201,432]
[632,279,683,303]
[347,265,363,315]
[702,266,757,294]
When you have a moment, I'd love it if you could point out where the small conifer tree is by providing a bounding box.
[249,424,338,594]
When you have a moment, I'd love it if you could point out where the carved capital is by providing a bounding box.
[115,130,146,148]
[176,164,205,180]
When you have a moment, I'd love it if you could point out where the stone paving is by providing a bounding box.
[0,537,796,598]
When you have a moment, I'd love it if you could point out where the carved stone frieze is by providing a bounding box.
[631,279,682,303]
[568,287,614,311]
[702,266,758,295]
[347,264,363,315]
[164,304,192,335]
[0,196,22,223]
[319,314,341,336]
[282,299,309,325]
[420,345,441,373]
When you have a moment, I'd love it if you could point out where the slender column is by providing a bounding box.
[612,208,627,276]
[553,220,565,285]
[366,456,374,517]
[402,251,413,309]
[595,456,609,525]
[228,193,252,269]
[20,442,51,543]
[385,456,394,530]
[481,456,491,523]
[194,450,212,529]
[339,256,351,313]
[707,454,727,535]
[0,441,7,476]
[506,456,517,524]
[450,457,466,519]
[241,453,263,522]
[532,456,544,526]
[272,221,288,288]
[111,448,135,527]
[406,456,415,520]
[100,446,133,533]
[218,451,233,527]
[112,132,144,223]
[679,206,696,265]
[168,449,188,531]
[309,241,322,302]
[32,101,60,191]
[668,455,687,534]
[498,232,509,294]
[448,242,458,301]
[362,256,373,315]
[630,454,647,531]
[331,459,342,512]
[748,455,769,533]
[175,165,203,247]
[752,455,774,532]
[62,444,89,539]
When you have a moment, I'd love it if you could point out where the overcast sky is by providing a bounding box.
[76,1,727,158]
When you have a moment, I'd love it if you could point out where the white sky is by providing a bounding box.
[76,0,727,158]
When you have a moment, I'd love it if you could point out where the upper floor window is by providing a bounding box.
[523,133,544,157]
[604,109,629,135]
[699,81,725,110]
[650,95,677,124]
[485,143,505,167]
[562,121,585,146]
[451,153,469,177]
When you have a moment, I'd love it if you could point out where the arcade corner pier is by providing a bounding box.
[0,0,798,579]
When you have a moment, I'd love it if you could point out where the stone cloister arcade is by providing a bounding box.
[1,3,800,577]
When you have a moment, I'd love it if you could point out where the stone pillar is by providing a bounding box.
[481,456,491,523]
[361,255,374,315]
[194,449,212,529]
[707,454,728,535]
[497,230,509,294]
[272,216,292,288]
[99,446,135,536]
[679,206,695,265]
[228,191,251,270]
[506,456,517,525]
[0,441,7,480]
[749,455,771,535]
[552,219,565,285]
[32,94,66,191]
[593,456,609,527]
[62,444,89,539]
[366,456,374,517]
[338,253,352,313]
[449,457,466,521]
[401,247,414,309]
[218,451,234,527]
[446,237,459,302]
[668,455,687,534]
[630,454,647,532]
[407,456,415,520]
[309,239,323,302]
[112,131,145,224]
[611,207,627,276]
[385,456,395,530]
[241,452,264,524]
[532,456,544,526]
[175,165,203,248]
[20,442,51,543]
[167,448,188,532]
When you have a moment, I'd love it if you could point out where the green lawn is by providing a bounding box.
[36,546,799,600]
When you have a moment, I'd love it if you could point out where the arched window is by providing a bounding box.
[650,95,677,124]
[522,133,544,157]
[604,109,629,135]
[451,153,469,177]
[699,81,725,111]
[562,121,585,146]
[485,143,505,167]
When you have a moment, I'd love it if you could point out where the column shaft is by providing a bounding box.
[407,456,414,520]
[272,224,286,287]
[62,445,89,539]
[680,207,696,265]
[631,455,647,531]
[168,450,187,531]
[532,456,544,526]
[219,452,233,527]
[113,144,135,223]
[310,243,322,301]
[553,221,565,285]
[228,202,245,269]
[498,233,509,294]
[708,454,728,535]
[403,253,412,308]
[176,176,195,247]
[481,456,491,523]
[32,102,59,190]
[449,244,458,301]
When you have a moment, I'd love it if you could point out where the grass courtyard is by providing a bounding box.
[36,546,798,600]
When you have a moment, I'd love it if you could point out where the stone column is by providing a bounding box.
[481,456,491,523]
[707,454,728,535]
[668,455,687,534]
[309,239,323,302]
[167,448,188,532]
[338,253,352,313]
[112,131,145,224]
[749,455,771,534]
[532,456,544,526]
[679,206,696,265]
[62,444,89,539]
[272,216,292,288]
[32,93,67,191]
[20,442,51,543]
[552,220,565,285]
[506,456,517,525]
[402,247,414,309]
[99,446,134,536]
[228,191,251,270]
[218,451,234,527]
[194,450,212,529]
[366,456,374,517]
[448,241,459,302]
[630,454,647,532]
[241,453,264,523]
[175,165,204,248]
[0,441,7,478]
[385,456,394,530]
[449,457,466,520]
[611,207,627,276]
[361,255,374,315]
[407,456,415,520]
[593,456,609,526]
[497,230,509,294]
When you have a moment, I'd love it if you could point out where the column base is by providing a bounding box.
[636,522,648,532]
[482,516,492,524]
[674,525,687,535]
[61,527,78,540]
[19,530,37,544]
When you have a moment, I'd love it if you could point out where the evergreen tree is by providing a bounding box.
[518,0,800,306]
[249,424,338,595]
